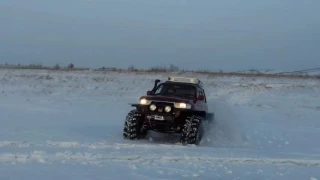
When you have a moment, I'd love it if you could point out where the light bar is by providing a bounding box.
[168,77,198,83]
[168,77,203,88]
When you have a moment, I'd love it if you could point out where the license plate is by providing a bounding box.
[154,115,164,120]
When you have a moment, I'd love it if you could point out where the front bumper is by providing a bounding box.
[144,113,181,132]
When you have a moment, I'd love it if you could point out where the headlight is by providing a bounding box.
[174,103,191,109]
[165,106,171,112]
[139,99,151,105]
[150,104,157,111]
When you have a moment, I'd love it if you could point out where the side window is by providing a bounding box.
[203,90,207,103]
[197,88,206,103]
[196,87,201,97]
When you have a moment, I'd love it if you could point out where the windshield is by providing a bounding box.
[154,83,197,99]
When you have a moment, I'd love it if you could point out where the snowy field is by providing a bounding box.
[0,69,320,180]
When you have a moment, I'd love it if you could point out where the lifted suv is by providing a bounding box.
[123,77,214,145]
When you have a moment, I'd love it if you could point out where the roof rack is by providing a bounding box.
[167,76,203,88]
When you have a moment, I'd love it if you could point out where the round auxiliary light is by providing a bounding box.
[165,106,172,112]
[150,104,157,111]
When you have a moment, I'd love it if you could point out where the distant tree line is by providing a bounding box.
[1,62,76,70]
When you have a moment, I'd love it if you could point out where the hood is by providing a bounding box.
[140,95,190,103]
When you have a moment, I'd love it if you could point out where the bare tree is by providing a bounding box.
[54,64,60,69]
[169,64,179,72]
[68,63,74,69]
[128,65,137,71]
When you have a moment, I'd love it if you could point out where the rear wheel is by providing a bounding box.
[180,115,204,145]
[123,109,147,140]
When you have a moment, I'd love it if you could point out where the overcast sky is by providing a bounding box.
[1,0,320,72]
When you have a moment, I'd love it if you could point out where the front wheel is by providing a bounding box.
[180,115,204,145]
[123,109,147,140]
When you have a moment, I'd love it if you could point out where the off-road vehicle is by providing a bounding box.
[123,77,214,145]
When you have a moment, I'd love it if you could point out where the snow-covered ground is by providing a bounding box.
[1,69,320,180]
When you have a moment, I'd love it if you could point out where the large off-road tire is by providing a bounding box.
[180,115,204,145]
[123,109,147,140]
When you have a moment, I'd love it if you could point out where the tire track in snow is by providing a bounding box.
[2,141,320,167]
[1,151,320,167]
[0,141,188,149]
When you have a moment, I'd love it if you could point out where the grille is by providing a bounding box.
[149,101,174,113]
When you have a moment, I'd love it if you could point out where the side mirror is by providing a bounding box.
[147,91,152,95]
[197,95,205,101]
